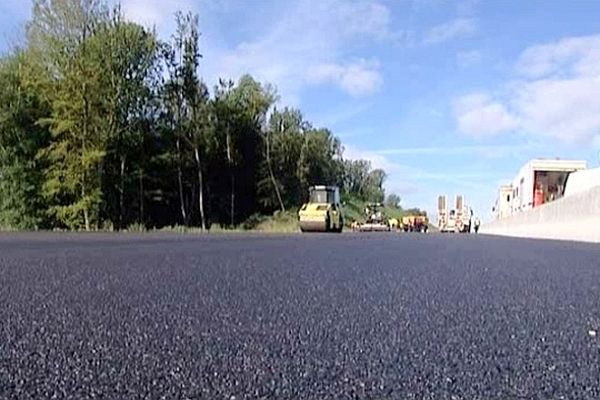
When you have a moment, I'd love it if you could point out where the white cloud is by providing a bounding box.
[115,0,395,102]
[200,0,392,104]
[514,77,600,143]
[453,93,518,137]
[456,50,481,67]
[306,60,383,97]
[342,145,400,172]
[121,0,165,27]
[119,0,199,31]
[453,34,600,144]
[423,18,476,45]
[516,34,600,78]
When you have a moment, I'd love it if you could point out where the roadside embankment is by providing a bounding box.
[481,185,600,243]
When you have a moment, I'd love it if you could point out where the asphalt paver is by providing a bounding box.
[1,233,600,399]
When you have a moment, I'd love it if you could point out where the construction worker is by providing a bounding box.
[474,217,481,233]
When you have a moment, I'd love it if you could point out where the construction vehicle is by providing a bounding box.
[401,213,429,232]
[298,185,343,232]
[454,195,472,233]
[388,218,400,230]
[356,203,391,232]
[438,195,450,232]
[438,195,472,233]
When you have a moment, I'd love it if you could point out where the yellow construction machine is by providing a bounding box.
[401,213,429,233]
[298,185,344,233]
[355,203,391,232]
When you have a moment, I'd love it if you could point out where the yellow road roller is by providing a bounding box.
[298,185,343,233]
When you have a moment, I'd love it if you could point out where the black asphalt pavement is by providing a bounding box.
[1,232,600,399]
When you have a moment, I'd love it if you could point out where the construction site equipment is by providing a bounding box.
[438,194,472,233]
[298,185,343,233]
[356,203,390,232]
[438,195,450,232]
[402,214,429,232]
[454,195,472,233]
[388,218,400,230]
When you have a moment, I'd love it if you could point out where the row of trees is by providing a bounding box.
[0,0,393,231]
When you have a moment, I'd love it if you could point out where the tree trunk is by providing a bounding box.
[230,175,235,227]
[139,169,144,223]
[266,131,285,212]
[176,136,187,225]
[226,131,234,226]
[119,154,126,230]
[82,75,90,232]
[194,147,206,231]
[83,211,90,231]
[82,179,90,232]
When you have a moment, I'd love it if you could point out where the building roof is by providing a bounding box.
[525,158,587,171]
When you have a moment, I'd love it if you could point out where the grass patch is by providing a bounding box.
[252,211,299,233]
[127,222,147,232]
[154,225,204,234]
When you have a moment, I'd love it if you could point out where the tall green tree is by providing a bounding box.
[95,10,160,229]
[29,0,109,230]
[0,52,51,229]
[366,168,387,202]
[297,127,343,199]
[179,12,211,231]
[212,79,236,226]
[341,159,386,202]
[162,13,192,226]
[258,107,306,212]
[386,193,401,209]
[213,75,275,225]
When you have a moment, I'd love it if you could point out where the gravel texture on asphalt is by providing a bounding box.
[1,232,600,399]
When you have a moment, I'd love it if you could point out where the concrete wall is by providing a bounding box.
[481,185,600,243]
[564,167,600,197]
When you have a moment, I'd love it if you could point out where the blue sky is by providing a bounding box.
[2,0,600,219]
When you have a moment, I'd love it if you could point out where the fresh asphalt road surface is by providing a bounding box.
[1,233,600,399]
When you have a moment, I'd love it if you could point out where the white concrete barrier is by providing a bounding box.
[481,185,600,243]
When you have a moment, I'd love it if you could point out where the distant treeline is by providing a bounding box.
[0,0,393,231]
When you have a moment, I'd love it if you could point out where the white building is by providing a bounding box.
[494,158,587,219]
[493,185,513,220]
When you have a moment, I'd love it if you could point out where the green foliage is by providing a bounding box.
[127,222,146,232]
[341,159,386,203]
[0,52,50,229]
[258,107,307,211]
[95,16,161,229]
[386,193,401,209]
[0,160,41,229]
[29,0,112,230]
[239,210,303,233]
[0,0,397,231]
[211,75,276,225]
